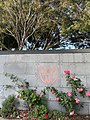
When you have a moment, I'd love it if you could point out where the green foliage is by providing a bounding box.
[0,0,90,50]
[5,73,29,89]
[19,89,41,108]
[4,71,90,119]
[5,73,48,119]
[18,88,48,120]
[1,95,19,118]
[49,110,65,120]
[66,75,87,97]
[29,104,48,120]
[0,108,2,117]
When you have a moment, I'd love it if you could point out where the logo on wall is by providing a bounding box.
[39,66,58,84]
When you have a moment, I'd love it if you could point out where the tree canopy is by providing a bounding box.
[0,0,90,50]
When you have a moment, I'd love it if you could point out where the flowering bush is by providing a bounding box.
[18,89,48,119]
[3,71,90,119]
[3,74,49,120]
[42,70,90,116]
[65,70,87,97]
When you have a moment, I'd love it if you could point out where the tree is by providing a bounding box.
[0,0,90,50]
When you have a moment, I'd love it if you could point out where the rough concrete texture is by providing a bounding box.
[0,53,90,114]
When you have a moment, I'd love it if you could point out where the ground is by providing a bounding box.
[0,115,90,120]
[66,115,90,120]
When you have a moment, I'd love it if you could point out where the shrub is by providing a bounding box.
[4,73,48,119]
[18,88,48,119]
[1,95,19,118]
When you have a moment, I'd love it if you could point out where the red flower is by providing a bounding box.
[36,109,38,113]
[44,114,49,119]
[64,70,70,75]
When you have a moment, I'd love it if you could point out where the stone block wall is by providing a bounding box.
[0,50,90,114]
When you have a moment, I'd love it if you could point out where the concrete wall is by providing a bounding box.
[0,50,90,114]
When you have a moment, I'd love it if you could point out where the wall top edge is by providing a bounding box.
[0,49,90,55]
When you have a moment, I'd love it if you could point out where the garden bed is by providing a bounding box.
[0,115,90,120]
[70,115,90,120]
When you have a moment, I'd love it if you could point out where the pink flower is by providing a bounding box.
[75,98,80,104]
[39,93,43,97]
[55,97,60,101]
[70,111,74,116]
[64,70,70,75]
[68,92,72,97]
[51,90,55,94]
[44,114,49,119]
[16,95,20,98]
[77,88,83,92]
[86,91,90,97]
[71,75,75,79]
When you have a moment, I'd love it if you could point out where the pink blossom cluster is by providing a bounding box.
[64,70,70,75]
[68,92,72,97]
[77,88,83,92]
[71,75,75,79]
[54,97,60,101]
[64,70,76,80]
[86,91,90,97]
[75,98,80,104]
[38,93,43,97]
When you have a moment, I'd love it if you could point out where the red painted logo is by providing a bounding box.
[39,66,58,84]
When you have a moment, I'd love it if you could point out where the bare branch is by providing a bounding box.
[6,28,16,39]
[25,26,39,41]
